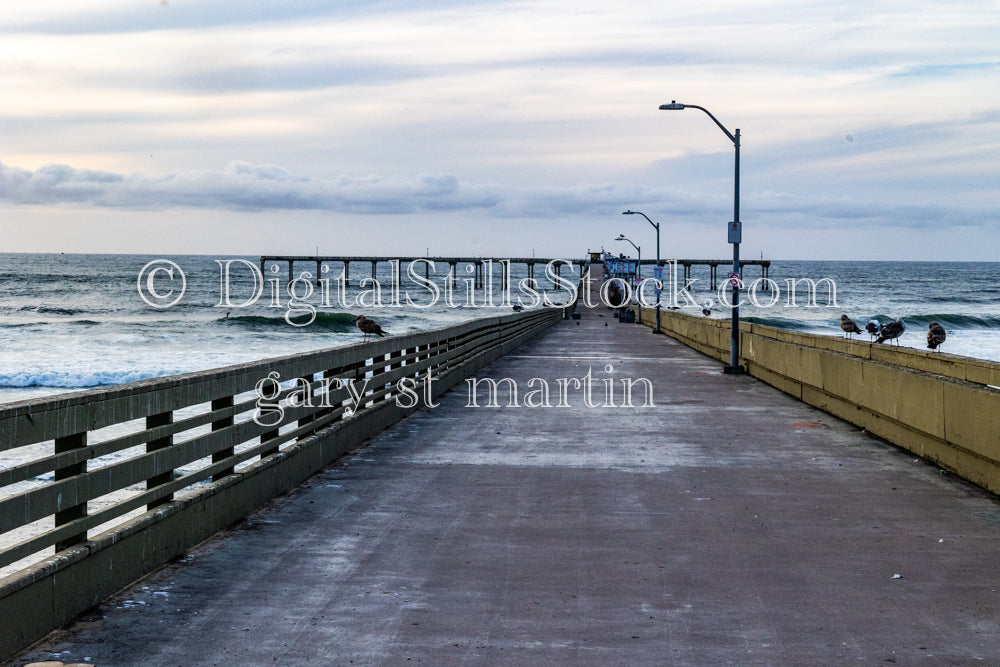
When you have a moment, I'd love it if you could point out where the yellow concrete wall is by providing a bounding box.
[637,308,1000,495]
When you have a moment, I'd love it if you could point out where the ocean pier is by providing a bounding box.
[4,265,1000,663]
[600,256,771,290]
[673,257,771,290]
[260,255,587,290]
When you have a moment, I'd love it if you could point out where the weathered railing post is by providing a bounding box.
[261,426,280,458]
[321,368,340,420]
[54,432,88,551]
[343,358,365,414]
[386,349,406,400]
[211,395,235,480]
[297,375,317,440]
[414,344,427,379]
[147,411,174,509]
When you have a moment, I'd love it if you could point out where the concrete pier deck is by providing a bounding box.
[14,305,1000,665]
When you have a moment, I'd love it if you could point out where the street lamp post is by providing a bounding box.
[614,234,640,280]
[659,101,743,374]
[622,210,661,334]
[615,234,641,323]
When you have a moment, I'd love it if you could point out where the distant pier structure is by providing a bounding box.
[672,258,772,290]
[598,253,772,291]
[259,255,588,290]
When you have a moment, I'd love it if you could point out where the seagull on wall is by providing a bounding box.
[927,322,947,351]
[840,315,862,339]
[876,318,906,346]
[865,320,881,342]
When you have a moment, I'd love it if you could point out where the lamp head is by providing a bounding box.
[659,101,685,110]
[622,210,635,215]
[615,234,626,241]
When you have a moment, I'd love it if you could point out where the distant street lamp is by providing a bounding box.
[615,234,641,323]
[659,101,743,374]
[622,210,661,334]
[614,234,640,280]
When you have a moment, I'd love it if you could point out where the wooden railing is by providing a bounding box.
[0,307,565,576]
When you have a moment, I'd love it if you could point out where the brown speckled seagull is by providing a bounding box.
[355,315,388,342]
[840,314,863,339]
[927,322,947,351]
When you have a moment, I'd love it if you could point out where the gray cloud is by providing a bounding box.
[0,160,498,213]
[0,159,704,216]
[1,159,994,231]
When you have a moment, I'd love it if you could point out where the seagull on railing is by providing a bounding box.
[927,322,947,351]
[875,318,906,346]
[865,319,881,342]
[355,315,388,341]
[840,314,862,339]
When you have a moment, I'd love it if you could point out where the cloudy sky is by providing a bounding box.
[1,0,998,260]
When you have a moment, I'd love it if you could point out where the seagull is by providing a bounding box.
[355,315,388,341]
[840,315,863,338]
[875,318,906,346]
[865,319,881,342]
[927,322,947,351]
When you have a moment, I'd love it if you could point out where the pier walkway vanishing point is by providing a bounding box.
[13,290,1000,665]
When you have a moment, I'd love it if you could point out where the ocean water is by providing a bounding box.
[0,253,577,406]
[1,254,999,407]
[666,259,1000,361]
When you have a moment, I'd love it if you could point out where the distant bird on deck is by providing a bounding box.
[702,307,711,317]
[927,322,947,351]
[512,304,524,312]
[875,318,906,346]
[865,319,881,342]
[840,315,863,338]
[355,315,388,341]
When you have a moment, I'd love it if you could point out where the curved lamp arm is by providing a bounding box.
[659,101,736,145]
[622,209,659,232]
